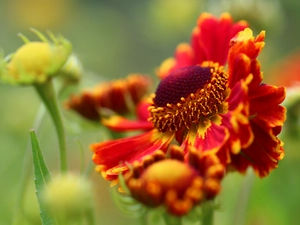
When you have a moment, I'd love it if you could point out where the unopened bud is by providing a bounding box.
[60,53,83,83]
[42,173,92,222]
[0,29,72,85]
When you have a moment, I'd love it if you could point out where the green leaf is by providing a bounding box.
[30,129,57,225]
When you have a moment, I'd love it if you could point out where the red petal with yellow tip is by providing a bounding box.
[224,85,253,145]
[192,13,248,65]
[220,107,254,156]
[157,13,248,79]
[228,29,265,88]
[226,78,250,111]
[229,119,284,177]
[102,115,153,132]
[157,43,194,79]
[216,80,253,165]
[174,44,194,69]
[229,83,286,177]
[249,84,286,128]
[101,99,153,132]
[91,129,174,180]
[190,120,229,154]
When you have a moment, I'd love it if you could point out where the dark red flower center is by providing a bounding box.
[149,65,228,132]
[154,67,212,107]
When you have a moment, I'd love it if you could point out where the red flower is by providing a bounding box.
[65,74,151,121]
[91,13,286,182]
[271,51,300,87]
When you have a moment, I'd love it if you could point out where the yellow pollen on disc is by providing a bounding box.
[149,65,228,132]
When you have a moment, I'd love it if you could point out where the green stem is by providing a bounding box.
[34,80,68,173]
[163,213,182,225]
[201,202,214,225]
[140,212,148,225]
[85,207,96,225]
[83,160,95,178]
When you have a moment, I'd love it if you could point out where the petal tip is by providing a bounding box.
[157,57,176,79]
[237,20,249,27]
[197,12,213,26]
[220,12,232,21]
[176,43,192,53]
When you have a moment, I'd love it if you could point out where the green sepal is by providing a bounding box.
[30,129,57,225]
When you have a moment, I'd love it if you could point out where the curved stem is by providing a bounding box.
[201,202,214,225]
[12,81,71,225]
[83,160,95,178]
[34,80,68,173]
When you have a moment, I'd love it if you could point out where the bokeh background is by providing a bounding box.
[0,0,300,224]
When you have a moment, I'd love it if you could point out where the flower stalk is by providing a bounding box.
[163,214,182,225]
[201,202,214,225]
[34,80,68,173]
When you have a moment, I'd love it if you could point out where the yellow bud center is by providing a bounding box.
[8,42,52,79]
[142,159,198,195]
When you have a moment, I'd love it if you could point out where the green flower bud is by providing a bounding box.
[0,28,72,85]
[60,53,83,83]
[42,174,92,223]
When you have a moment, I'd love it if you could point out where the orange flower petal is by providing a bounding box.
[102,115,153,132]
[101,99,153,132]
[228,28,265,88]
[91,129,174,180]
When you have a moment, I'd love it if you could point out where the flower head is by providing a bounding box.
[124,146,224,216]
[91,13,286,184]
[0,29,72,85]
[65,74,151,121]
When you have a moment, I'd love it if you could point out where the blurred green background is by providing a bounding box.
[0,0,300,224]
